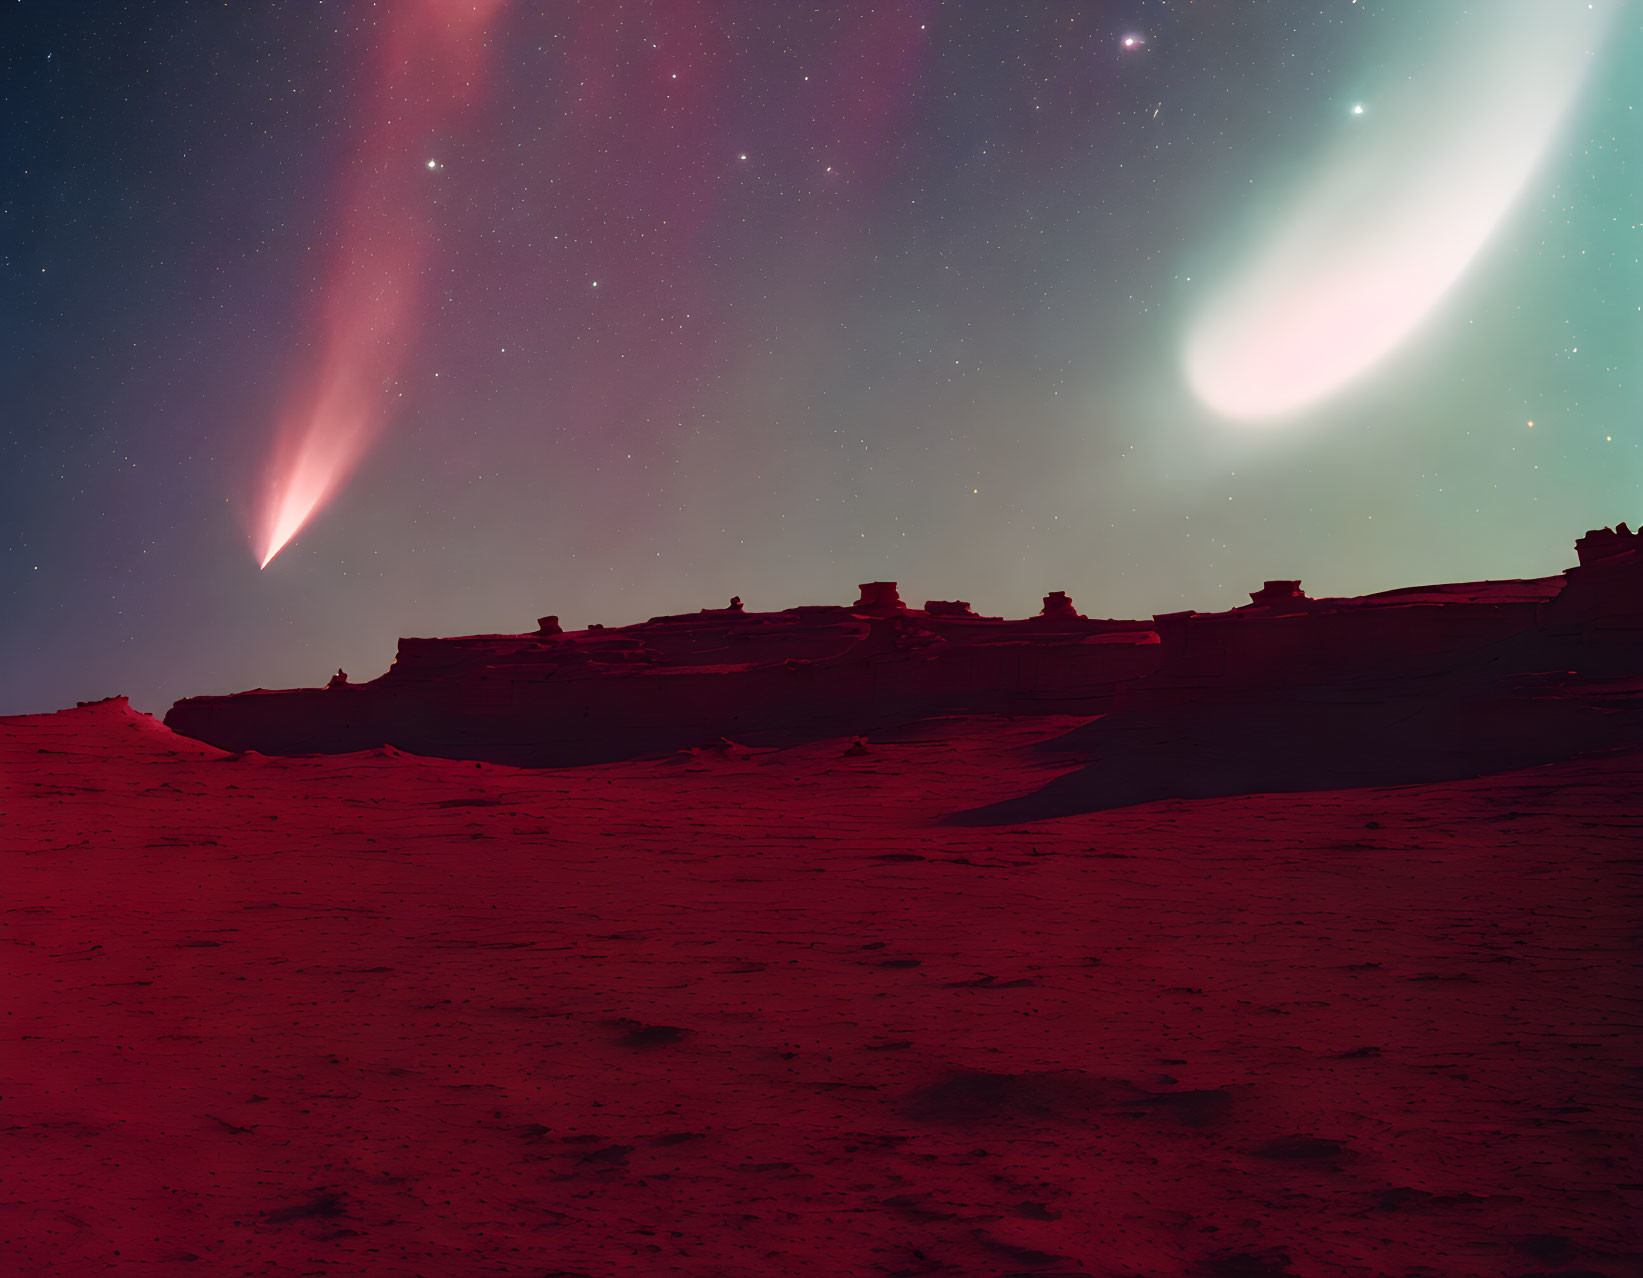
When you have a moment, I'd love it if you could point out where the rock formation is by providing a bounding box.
[164,528,1643,772]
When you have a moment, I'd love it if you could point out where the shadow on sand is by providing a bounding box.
[947,683,1637,824]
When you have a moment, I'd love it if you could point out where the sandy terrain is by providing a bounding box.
[4,698,1639,1276]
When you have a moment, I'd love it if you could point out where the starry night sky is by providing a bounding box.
[3,1,1638,716]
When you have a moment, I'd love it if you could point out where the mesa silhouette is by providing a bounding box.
[166,524,1643,813]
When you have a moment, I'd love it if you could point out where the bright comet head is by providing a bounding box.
[252,0,508,570]
[1182,0,1616,425]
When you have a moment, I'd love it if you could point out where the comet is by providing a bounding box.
[255,0,508,569]
[1182,0,1617,424]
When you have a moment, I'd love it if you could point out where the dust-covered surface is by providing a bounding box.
[4,698,1639,1276]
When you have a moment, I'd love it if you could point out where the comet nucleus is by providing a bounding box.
[1182,1,1616,425]
[254,0,508,569]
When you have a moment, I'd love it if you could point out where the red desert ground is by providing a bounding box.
[5,527,1641,1277]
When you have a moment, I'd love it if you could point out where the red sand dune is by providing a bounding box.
[4,697,1640,1277]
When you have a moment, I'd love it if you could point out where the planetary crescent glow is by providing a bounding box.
[1183,1,1617,425]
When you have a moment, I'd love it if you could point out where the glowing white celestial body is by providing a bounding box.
[1182,0,1616,424]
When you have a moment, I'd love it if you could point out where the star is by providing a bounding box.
[426,159,438,169]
